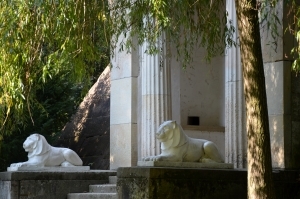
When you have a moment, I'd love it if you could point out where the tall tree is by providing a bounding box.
[235,0,275,198]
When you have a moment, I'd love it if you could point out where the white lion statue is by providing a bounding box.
[10,134,83,167]
[143,120,224,163]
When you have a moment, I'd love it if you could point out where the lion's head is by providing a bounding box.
[156,120,187,150]
[23,134,51,158]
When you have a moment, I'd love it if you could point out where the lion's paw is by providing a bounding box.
[142,156,164,161]
[10,163,25,167]
[151,156,163,161]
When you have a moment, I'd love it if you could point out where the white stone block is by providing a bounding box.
[110,77,137,125]
[170,63,181,123]
[110,37,139,81]
[269,115,291,168]
[260,3,294,62]
[264,62,285,115]
[110,123,137,170]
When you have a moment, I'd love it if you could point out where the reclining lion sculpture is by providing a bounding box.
[10,133,83,167]
[143,120,224,163]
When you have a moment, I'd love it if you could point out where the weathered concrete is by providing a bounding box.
[0,170,116,199]
[89,184,116,193]
[117,167,300,199]
[68,172,118,199]
[108,176,117,184]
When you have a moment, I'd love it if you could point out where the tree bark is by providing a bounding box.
[234,0,275,198]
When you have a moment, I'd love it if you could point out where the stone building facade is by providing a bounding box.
[110,0,300,170]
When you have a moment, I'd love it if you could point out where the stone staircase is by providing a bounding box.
[68,176,118,199]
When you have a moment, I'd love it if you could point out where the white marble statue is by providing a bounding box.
[143,120,224,163]
[10,134,83,167]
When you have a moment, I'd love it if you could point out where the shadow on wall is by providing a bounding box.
[54,66,111,170]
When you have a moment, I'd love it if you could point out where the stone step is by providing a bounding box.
[68,193,117,199]
[89,184,116,193]
[109,176,117,184]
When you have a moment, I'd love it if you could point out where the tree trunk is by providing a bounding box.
[234,0,275,198]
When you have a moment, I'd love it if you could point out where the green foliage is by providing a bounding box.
[109,0,236,67]
[0,71,84,171]
[0,0,109,136]
[259,0,281,52]
[109,0,300,73]
[0,0,109,169]
[287,0,300,72]
[260,0,300,72]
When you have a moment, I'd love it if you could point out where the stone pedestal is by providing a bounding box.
[7,166,90,172]
[137,161,233,169]
[225,0,247,168]
[0,170,116,199]
[139,35,172,159]
[117,167,300,199]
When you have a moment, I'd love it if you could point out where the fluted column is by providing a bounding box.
[225,0,247,168]
[140,35,172,158]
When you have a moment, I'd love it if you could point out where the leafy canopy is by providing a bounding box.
[110,0,300,72]
[109,0,236,66]
[287,0,300,71]
[0,0,109,136]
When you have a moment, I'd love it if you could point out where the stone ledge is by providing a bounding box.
[137,161,233,169]
[7,166,90,172]
[182,125,225,132]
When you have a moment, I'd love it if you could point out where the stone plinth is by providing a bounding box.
[137,161,233,169]
[7,166,90,172]
[117,167,300,199]
[0,170,116,199]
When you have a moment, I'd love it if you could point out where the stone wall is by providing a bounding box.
[170,46,225,127]
[117,167,300,199]
[54,66,110,170]
[0,170,116,199]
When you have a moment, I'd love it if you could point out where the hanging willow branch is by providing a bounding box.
[286,0,300,72]
[109,0,236,67]
[0,0,109,135]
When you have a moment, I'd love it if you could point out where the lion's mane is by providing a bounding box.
[26,134,51,158]
[157,120,188,150]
